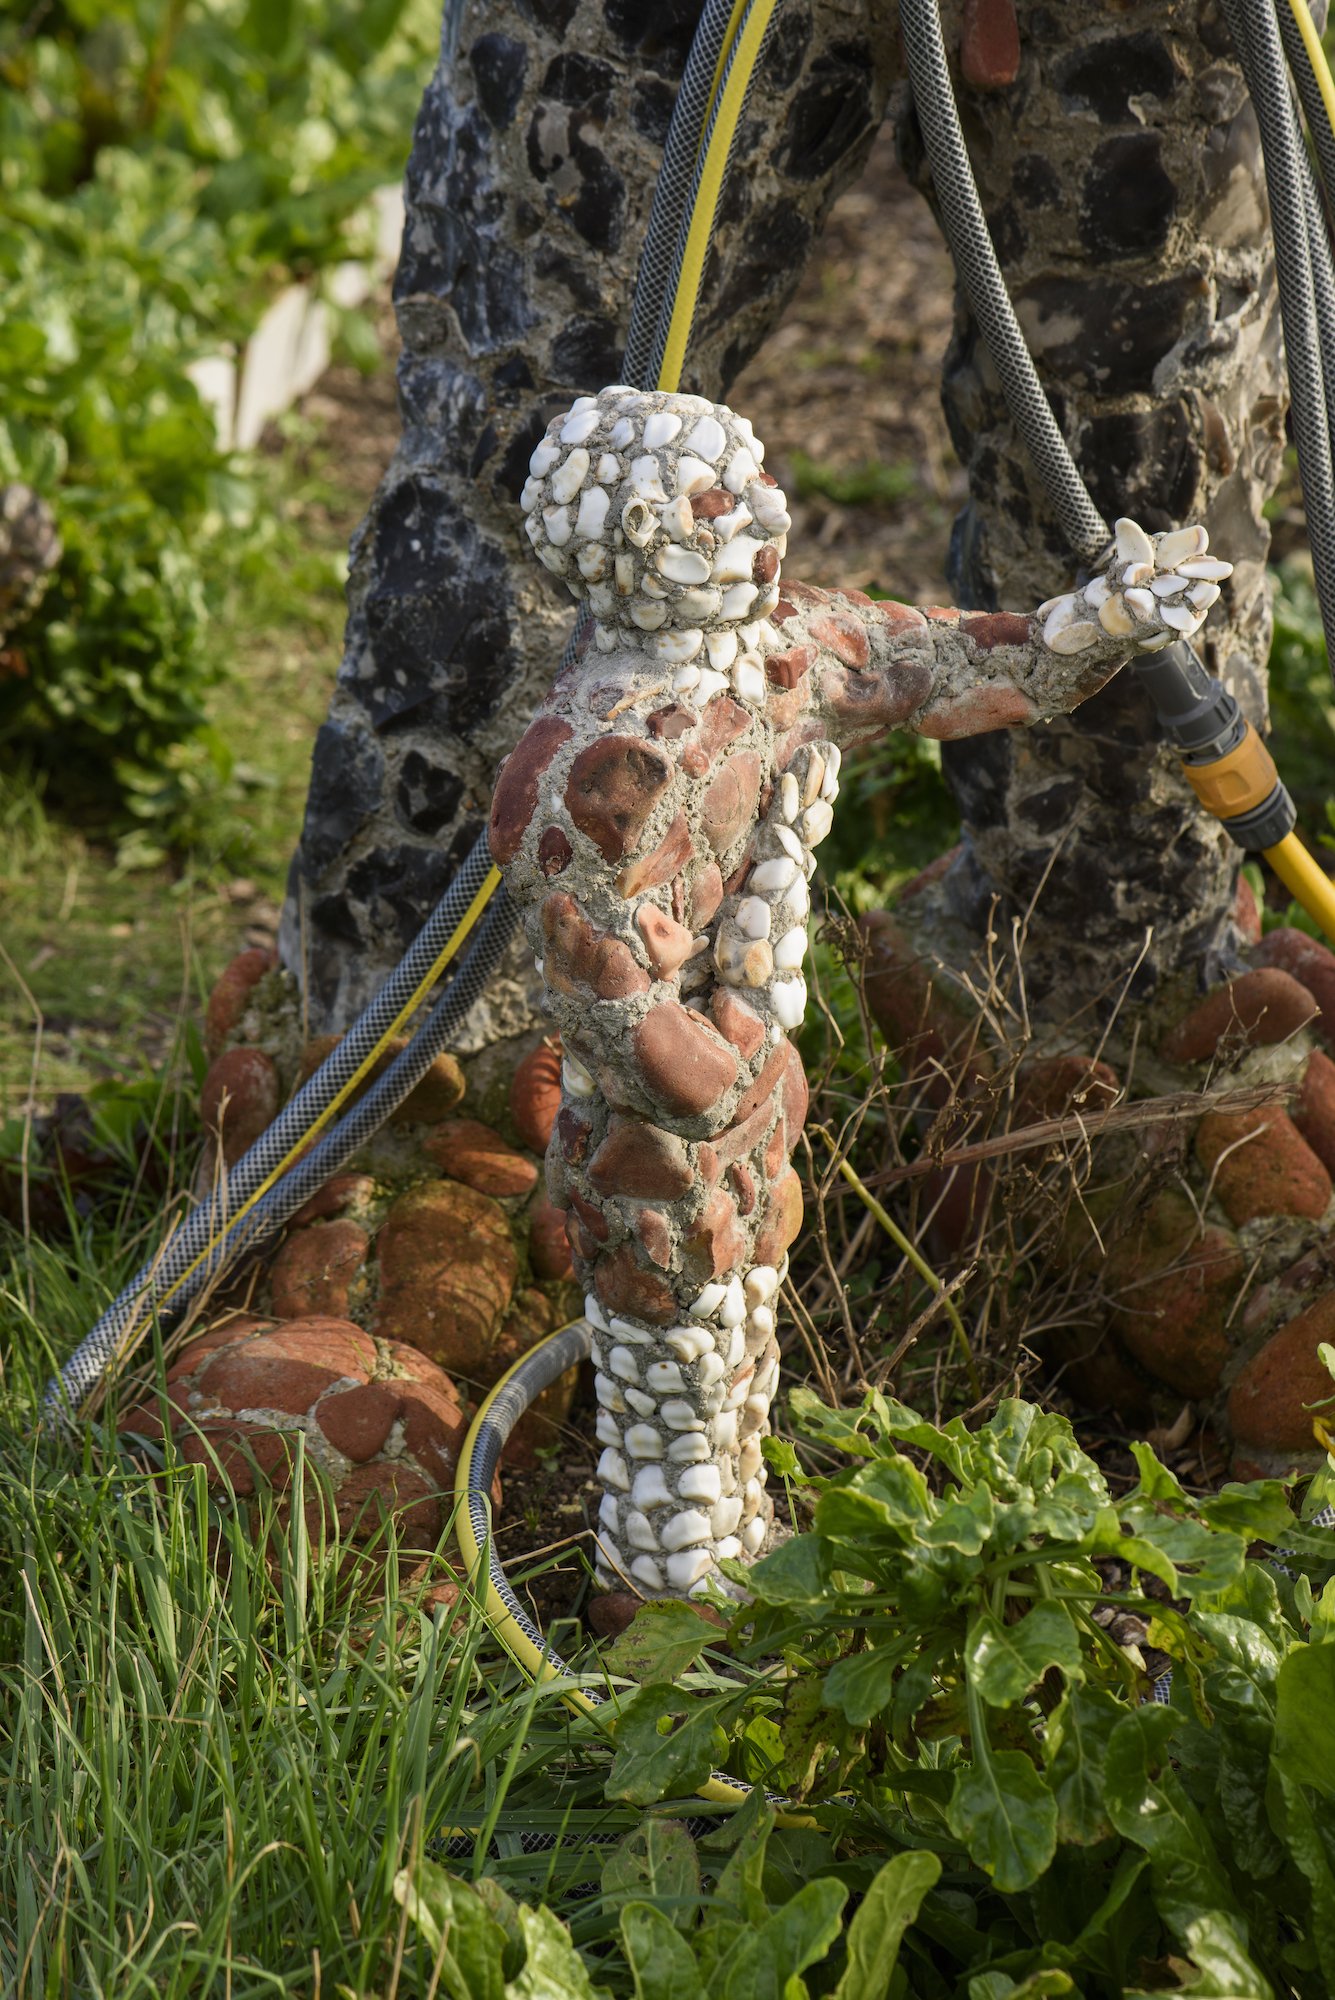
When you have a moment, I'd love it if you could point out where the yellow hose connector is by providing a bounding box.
[1179,722,1279,819]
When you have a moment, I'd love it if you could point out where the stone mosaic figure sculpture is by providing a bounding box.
[489,384,1231,1597]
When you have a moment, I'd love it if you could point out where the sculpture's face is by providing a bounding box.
[519,386,793,671]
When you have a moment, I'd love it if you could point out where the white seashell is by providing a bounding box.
[629,600,668,630]
[609,1346,641,1383]
[1150,574,1182,597]
[595,1411,623,1448]
[712,1494,743,1537]
[705,627,738,670]
[1161,602,1203,632]
[586,582,615,617]
[714,504,753,544]
[609,417,636,449]
[749,484,789,530]
[560,409,601,445]
[723,447,760,494]
[779,774,800,822]
[733,657,766,703]
[801,799,834,846]
[597,1449,630,1492]
[630,1554,666,1591]
[530,439,561,476]
[775,824,805,865]
[696,1350,726,1388]
[621,498,657,548]
[773,926,807,970]
[670,1464,720,1511]
[821,769,839,805]
[673,663,701,692]
[595,453,621,483]
[666,1548,714,1589]
[656,544,712,585]
[632,1465,674,1509]
[658,495,695,543]
[570,394,600,413]
[1124,587,1156,619]
[609,1316,653,1344]
[625,1510,659,1552]
[711,535,766,585]
[694,667,729,704]
[1137,630,1173,651]
[745,1265,779,1307]
[1188,581,1221,610]
[585,1293,610,1332]
[738,1438,763,1481]
[724,1324,746,1369]
[648,627,704,665]
[1122,562,1153,588]
[675,455,716,496]
[543,505,572,547]
[1083,574,1111,608]
[576,543,609,581]
[594,622,617,648]
[642,411,682,449]
[667,1431,711,1461]
[574,486,610,539]
[711,1409,739,1451]
[1175,557,1231,581]
[631,464,668,504]
[1155,524,1208,568]
[742,1517,767,1555]
[593,1359,626,1400]
[624,1387,656,1417]
[684,415,727,461]
[690,1283,727,1319]
[520,476,544,511]
[598,1494,620,1535]
[737,896,772,940]
[550,449,589,504]
[563,1056,595,1097]
[748,1305,776,1342]
[1036,596,1062,619]
[1097,593,1136,637]
[738,621,762,648]
[1042,596,1078,645]
[801,754,825,808]
[615,552,637,594]
[824,744,842,785]
[714,1535,743,1563]
[660,1509,712,1552]
[646,1360,686,1394]
[720,1276,747,1327]
[751,857,798,893]
[624,1424,665,1460]
[678,582,721,622]
[1047,621,1099,655]
[745,1393,771,1424]
[770,976,807,1030]
[666,1325,714,1364]
[1114,518,1155,567]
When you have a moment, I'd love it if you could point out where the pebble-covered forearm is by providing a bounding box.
[489,386,1230,1596]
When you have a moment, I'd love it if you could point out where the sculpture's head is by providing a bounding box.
[520,387,792,676]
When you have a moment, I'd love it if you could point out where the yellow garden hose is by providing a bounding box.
[1264,829,1335,941]
[1285,0,1335,140]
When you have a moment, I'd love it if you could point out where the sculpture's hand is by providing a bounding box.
[1040,518,1232,657]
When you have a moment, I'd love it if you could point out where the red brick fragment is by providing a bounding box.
[201,1048,280,1167]
[690,861,725,927]
[1161,968,1317,1064]
[825,659,935,737]
[1228,1291,1335,1451]
[751,1168,804,1267]
[683,1189,747,1281]
[528,1190,574,1280]
[646,705,696,741]
[564,735,671,862]
[696,695,751,759]
[710,988,766,1060]
[636,904,697,979]
[422,1120,539,1197]
[318,1382,401,1462]
[1195,1106,1331,1226]
[373,1181,518,1369]
[633,1004,740,1120]
[489,716,572,866]
[765,644,815,690]
[961,0,1021,89]
[689,488,735,519]
[752,544,779,585]
[617,813,693,897]
[541,892,652,1001]
[537,826,573,876]
[592,1243,677,1323]
[635,1207,674,1268]
[270,1218,369,1320]
[961,611,1031,650]
[700,751,761,854]
[588,1115,693,1199]
[510,1038,562,1154]
[808,609,869,669]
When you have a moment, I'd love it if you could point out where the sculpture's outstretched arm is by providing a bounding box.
[489,387,1231,1600]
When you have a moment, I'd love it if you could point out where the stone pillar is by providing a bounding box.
[278,0,904,1039]
[490,382,1227,1593]
[897,0,1287,1015]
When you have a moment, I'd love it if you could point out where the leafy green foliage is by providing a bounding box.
[0,0,434,838]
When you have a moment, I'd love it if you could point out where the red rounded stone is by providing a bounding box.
[617,812,693,898]
[1195,1106,1331,1226]
[765,644,815,690]
[317,1382,401,1462]
[569,1189,610,1243]
[682,1188,747,1282]
[632,1003,740,1120]
[327,1462,443,1550]
[489,716,573,867]
[961,611,1031,650]
[541,892,650,1001]
[1295,1049,1335,1177]
[752,544,779,585]
[809,608,870,669]
[564,735,671,863]
[961,0,1021,89]
[861,911,992,1075]
[876,600,930,636]
[1258,927,1335,1049]
[289,1174,375,1228]
[588,1592,641,1637]
[711,1098,775,1169]
[1161,968,1317,1065]
[556,1105,591,1163]
[528,1189,575,1280]
[1015,1055,1119,1123]
[181,1423,298,1497]
[510,1038,563,1153]
[730,1161,758,1216]
[690,860,725,928]
[635,1207,673,1268]
[825,659,935,739]
[200,1047,280,1167]
[709,988,766,1060]
[270,1218,369,1321]
[422,1119,539,1197]
[1109,1216,1242,1400]
[588,1115,693,1199]
[538,826,573,877]
[205,948,275,1059]
[198,1349,345,1417]
[697,696,751,759]
[592,1242,678,1322]
[373,1181,518,1371]
[689,488,735,520]
[1228,1291,1335,1451]
[1234,872,1262,946]
[396,1378,467,1476]
[636,905,696,979]
[752,1168,804,1267]
[699,752,762,855]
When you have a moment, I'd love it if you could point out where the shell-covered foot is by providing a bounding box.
[1039,519,1233,657]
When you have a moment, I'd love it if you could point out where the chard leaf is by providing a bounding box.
[511,1903,605,1998]
[391,1862,509,2000]
[620,1902,700,2000]
[823,1636,915,1726]
[604,1601,719,1683]
[966,1603,1083,1707]
[946,1749,1058,1893]
[1044,1686,1124,1843]
[832,1850,941,2000]
[1274,1642,1335,1801]
[602,1821,699,1930]
[608,1685,729,1807]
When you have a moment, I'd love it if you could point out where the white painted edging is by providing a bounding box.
[188,185,405,453]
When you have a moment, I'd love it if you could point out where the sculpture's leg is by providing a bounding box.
[491,384,1231,1594]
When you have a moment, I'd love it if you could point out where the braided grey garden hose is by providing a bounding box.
[1222,0,1335,671]
[1275,0,1335,223]
[897,0,1111,565]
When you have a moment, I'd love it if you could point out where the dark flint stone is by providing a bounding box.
[1012,153,1061,209]
[469,34,527,129]
[344,825,482,954]
[603,0,700,73]
[1017,778,1084,836]
[469,424,499,477]
[517,0,580,33]
[552,315,624,385]
[301,723,385,875]
[396,97,535,355]
[986,200,1025,265]
[494,354,535,394]
[1079,135,1176,260]
[631,77,675,144]
[1083,401,1200,531]
[776,44,874,182]
[542,53,616,102]
[1055,32,1178,119]
[1010,272,1204,393]
[707,201,813,332]
[761,7,813,91]
[498,411,548,500]
[395,749,464,839]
